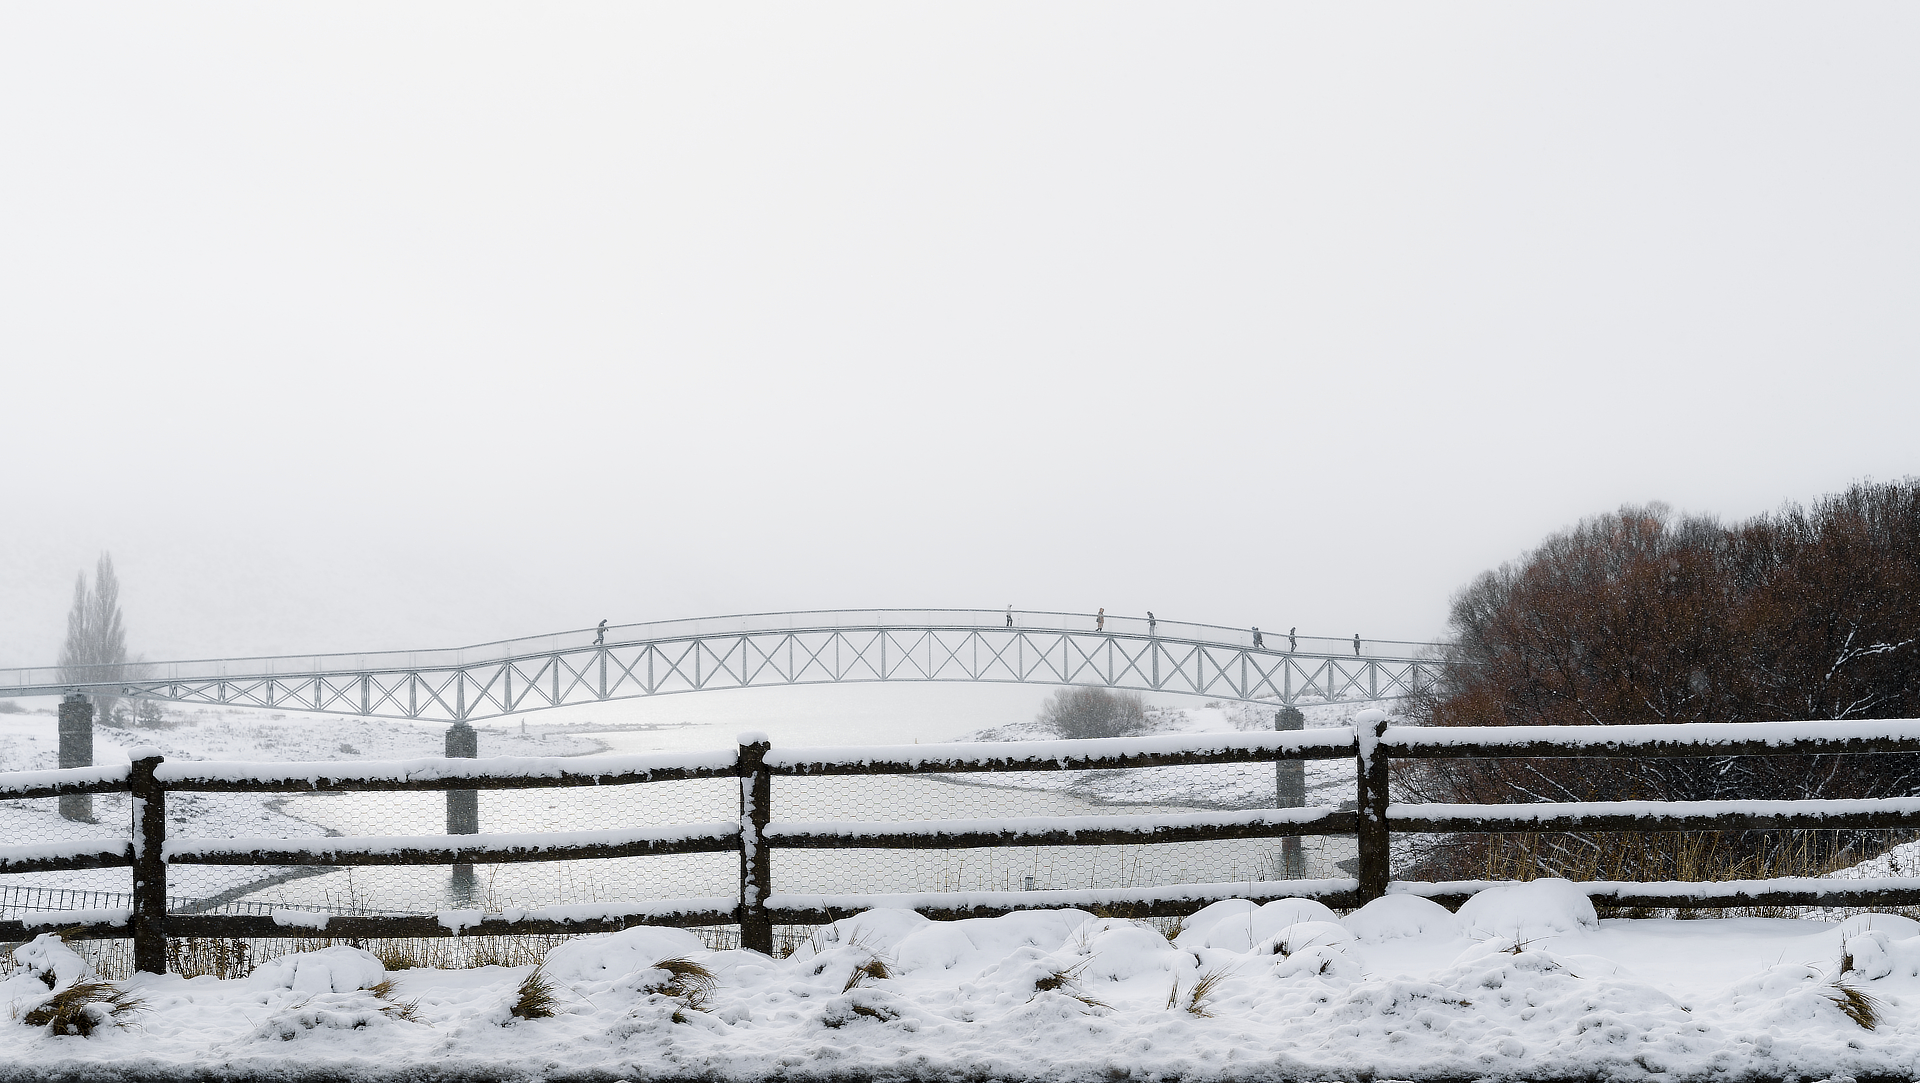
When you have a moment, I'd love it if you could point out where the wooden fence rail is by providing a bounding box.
[6,719,1920,972]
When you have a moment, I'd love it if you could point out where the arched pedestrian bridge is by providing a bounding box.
[0,609,1448,723]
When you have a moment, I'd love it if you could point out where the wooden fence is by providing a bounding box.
[6,718,1920,974]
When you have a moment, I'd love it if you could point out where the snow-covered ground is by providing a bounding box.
[955,700,1370,811]
[7,879,1920,1082]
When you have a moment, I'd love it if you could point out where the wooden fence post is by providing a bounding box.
[1354,715,1390,902]
[736,734,773,954]
[129,751,167,974]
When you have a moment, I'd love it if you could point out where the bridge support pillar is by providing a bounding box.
[446,721,478,905]
[58,694,94,822]
[1274,707,1305,879]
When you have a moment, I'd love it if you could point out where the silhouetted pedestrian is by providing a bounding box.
[595,619,608,646]
[1253,627,1264,649]
[1006,605,1014,628]
[1353,633,1361,656]
[1288,627,1297,652]
[1147,611,1157,636]
[1096,608,1105,632]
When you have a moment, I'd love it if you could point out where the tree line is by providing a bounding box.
[1402,479,1920,879]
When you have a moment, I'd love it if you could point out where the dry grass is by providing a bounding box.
[650,956,718,1010]
[841,955,892,993]
[509,966,560,1021]
[19,981,147,1036]
[1455,829,1920,920]
[1030,961,1107,1011]
[167,936,253,980]
[1178,966,1231,1018]
[367,978,424,1023]
[1826,983,1881,1030]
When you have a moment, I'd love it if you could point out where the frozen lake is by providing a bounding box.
[237,685,1356,914]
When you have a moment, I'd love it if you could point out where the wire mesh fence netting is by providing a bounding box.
[3,757,1354,922]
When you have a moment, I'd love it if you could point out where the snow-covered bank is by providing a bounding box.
[953,701,1371,812]
[0,709,605,907]
[7,879,1920,1082]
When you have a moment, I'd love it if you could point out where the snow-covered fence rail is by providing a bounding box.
[764,808,1352,850]
[1371,718,1920,909]
[10,719,1920,975]
[164,824,742,867]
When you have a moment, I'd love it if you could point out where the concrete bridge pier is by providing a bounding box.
[1275,706,1305,879]
[58,693,96,822]
[446,721,478,905]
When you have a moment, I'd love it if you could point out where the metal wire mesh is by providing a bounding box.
[168,776,739,915]
[4,750,1362,919]
[766,761,1356,898]
[0,791,134,902]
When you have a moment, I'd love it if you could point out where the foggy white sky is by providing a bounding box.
[3,4,1917,669]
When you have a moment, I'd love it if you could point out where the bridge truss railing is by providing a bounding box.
[0,612,1447,721]
[0,609,1436,688]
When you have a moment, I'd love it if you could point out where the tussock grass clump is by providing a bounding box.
[509,966,560,1021]
[650,956,718,1011]
[20,981,146,1036]
[841,955,891,993]
[367,978,424,1023]
[1030,961,1107,1011]
[1175,967,1231,1018]
[1826,983,1881,1030]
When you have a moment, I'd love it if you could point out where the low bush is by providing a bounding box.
[1037,687,1149,739]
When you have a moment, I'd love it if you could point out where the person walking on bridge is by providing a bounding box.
[1288,627,1297,653]
[1147,611,1157,636]
[1096,608,1105,632]
[1006,605,1014,628]
[595,619,608,646]
[1253,627,1264,649]
[1353,633,1361,656]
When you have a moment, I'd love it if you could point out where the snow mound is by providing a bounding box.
[247,946,386,994]
[1833,912,1920,942]
[887,909,1094,977]
[1074,918,1185,981]
[18,895,1920,1081]
[1176,896,1339,950]
[9,933,94,992]
[1455,877,1598,942]
[1260,919,1354,955]
[539,924,707,983]
[1343,894,1460,943]
[787,907,932,962]
[249,995,412,1041]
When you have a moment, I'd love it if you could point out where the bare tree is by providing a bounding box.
[1402,482,1920,881]
[1037,687,1148,739]
[58,553,129,721]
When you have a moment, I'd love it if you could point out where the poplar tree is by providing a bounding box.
[58,553,128,721]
